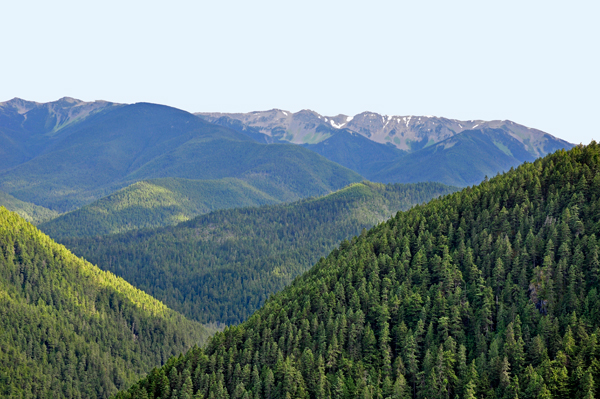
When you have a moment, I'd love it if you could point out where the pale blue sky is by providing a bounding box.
[1,0,598,144]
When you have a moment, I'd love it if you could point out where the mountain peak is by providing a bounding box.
[198,109,571,155]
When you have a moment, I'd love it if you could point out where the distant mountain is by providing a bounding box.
[39,177,282,238]
[301,130,404,178]
[0,99,362,212]
[58,181,458,325]
[205,115,289,144]
[0,190,58,224]
[198,110,574,185]
[0,207,212,398]
[372,127,573,186]
[0,97,119,171]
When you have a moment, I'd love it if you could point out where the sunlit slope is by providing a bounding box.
[59,181,458,325]
[117,143,600,399]
[39,177,281,238]
[0,207,213,398]
[0,190,58,224]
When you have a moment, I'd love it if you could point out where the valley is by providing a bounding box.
[115,142,600,399]
[0,97,591,399]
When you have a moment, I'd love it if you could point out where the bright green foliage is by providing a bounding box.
[115,143,600,399]
[0,190,59,224]
[39,177,281,238]
[59,181,457,325]
[0,207,213,398]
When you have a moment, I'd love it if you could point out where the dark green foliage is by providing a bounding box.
[0,103,362,212]
[372,128,574,187]
[39,177,281,238]
[116,143,600,399]
[60,182,457,325]
[0,207,213,398]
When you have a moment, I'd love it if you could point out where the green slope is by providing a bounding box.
[0,190,58,224]
[58,181,458,325]
[0,207,213,398]
[371,127,572,187]
[301,129,405,180]
[39,177,280,238]
[0,102,362,212]
[116,143,600,399]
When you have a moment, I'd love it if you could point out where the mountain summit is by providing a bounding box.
[197,109,571,157]
[198,109,574,186]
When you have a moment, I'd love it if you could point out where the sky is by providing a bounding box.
[1,0,598,144]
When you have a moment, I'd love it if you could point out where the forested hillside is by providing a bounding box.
[0,208,213,398]
[0,190,58,224]
[116,143,600,399]
[59,182,457,325]
[39,177,281,238]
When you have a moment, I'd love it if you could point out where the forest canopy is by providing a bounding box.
[116,143,600,399]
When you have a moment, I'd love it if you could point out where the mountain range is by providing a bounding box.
[0,96,595,398]
[0,98,361,213]
[199,109,574,186]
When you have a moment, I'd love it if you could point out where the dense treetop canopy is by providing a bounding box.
[116,143,600,399]
[61,181,457,325]
[0,208,213,398]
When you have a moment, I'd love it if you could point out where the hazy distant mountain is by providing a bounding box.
[0,97,119,171]
[0,99,362,212]
[197,109,569,154]
[198,109,574,185]
[372,127,567,186]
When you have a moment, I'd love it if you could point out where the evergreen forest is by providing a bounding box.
[0,208,213,398]
[116,143,600,399]
[59,182,457,325]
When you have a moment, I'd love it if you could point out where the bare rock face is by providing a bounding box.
[196,109,571,158]
[0,96,118,135]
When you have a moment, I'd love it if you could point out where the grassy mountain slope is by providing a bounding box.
[116,143,600,399]
[0,207,213,398]
[301,130,405,180]
[39,177,280,238]
[0,190,58,224]
[372,128,550,186]
[123,140,362,203]
[59,182,458,325]
[0,102,362,212]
